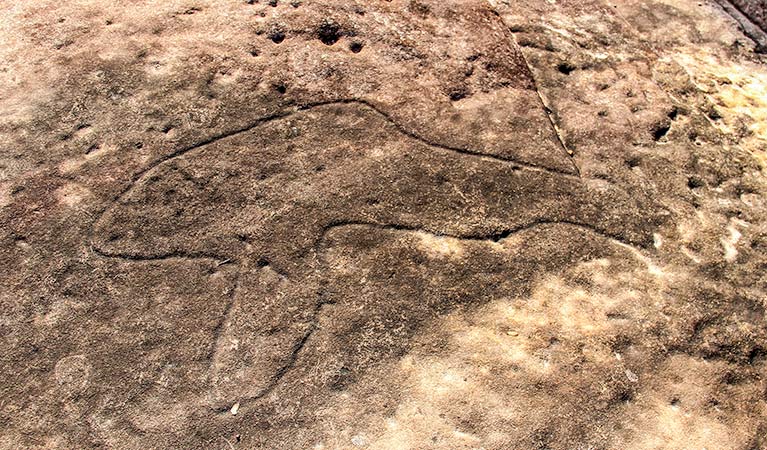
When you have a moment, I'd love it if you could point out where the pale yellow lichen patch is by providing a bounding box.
[454,324,542,371]
[417,233,464,258]
[0,182,11,208]
[55,183,91,207]
[672,49,767,165]
[721,217,747,263]
[616,355,757,450]
[407,358,473,399]
[507,274,622,337]
[358,252,695,449]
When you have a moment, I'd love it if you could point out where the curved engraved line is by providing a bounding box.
[217,220,647,414]
[90,99,579,237]
[210,297,334,415]
[132,98,578,194]
[500,13,581,177]
[91,245,231,263]
[84,98,656,416]
[346,99,580,176]
[206,266,243,363]
[306,216,649,257]
[89,98,586,260]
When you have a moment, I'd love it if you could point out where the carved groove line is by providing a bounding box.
[90,99,645,262]
[486,4,581,176]
[87,99,655,417]
[210,219,645,414]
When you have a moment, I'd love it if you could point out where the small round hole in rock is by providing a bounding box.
[269,30,285,44]
[274,83,287,94]
[447,86,469,101]
[349,42,364,53]
[652,124,670,141]
[687,177,704,189]
[318,22,342,46]
[557,62,575,75]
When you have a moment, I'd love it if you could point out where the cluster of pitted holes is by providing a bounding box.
[260,20,365,95]
[247,0,361,50]
[585,69,681,145]
[262,21,364,54]
[317,22,342,46]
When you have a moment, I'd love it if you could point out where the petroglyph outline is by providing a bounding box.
[88,98,660,415]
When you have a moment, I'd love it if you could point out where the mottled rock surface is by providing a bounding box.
[1,1,766,449]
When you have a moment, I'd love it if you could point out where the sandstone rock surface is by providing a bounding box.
[1,1,766,449]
